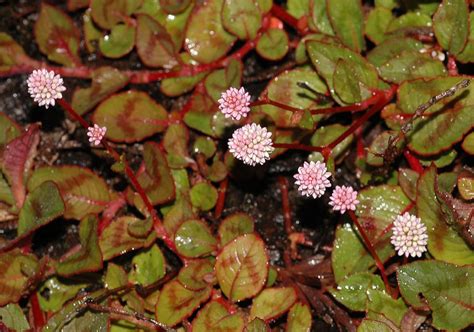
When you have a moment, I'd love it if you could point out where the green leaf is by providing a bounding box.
[367,37,423,67]
[183,92,226,137]
[184,0,236,64]
[177,258,214,291]
[310,124,354,162]
[398,168,419,201]
[136,14,179,68]
[175,219,217,258]
[222,0,262,40]
[0,109,20,146]
[387,12,432,34]
[365,7,393,44]
[28,166,111,220]
[462,131,474,154]
[18,181,64,235]
[215,233,268,302]
[378,51,447,83]
[91,0,139,29]
[192,300,245,331]
[218,212,254,247]
[99,23,135,58]
[163,123,190,168]
[155,280,212,327]
[0,172,14,206]
[457,171,474,200]
[105,263,127,289]
[163,196,196,236]
[204,59,243,102]
[0,249,39,306]
[38,277,87,312]
[57,215,103,276]
[136,142,175,206]
[327,0,365,52]
[309,0,334,36]
[357,318,396,332]
[0,304,30,331]
[83,9,102,53]
[250,287,297,321]
[256,28,289,61]
[287,0,309,18]
[246,318,270,331]
[99,216,156,260]
[416,165,474,264]
[34,3,81,66]
[190,182,218,211]
[159,0,192,14]
[72,67,129,116]
[129,245,166,286]
[0,33,29,74]
[331,224,394,283]
[398,260,474,330]
[433,0,469,55]
[286,302,312,332]
[457,12,474,63]
[418,149,458,168]
[93,90,168,143]
[193,136,217,158]
[62,310,108,332]
[254,67,328,128]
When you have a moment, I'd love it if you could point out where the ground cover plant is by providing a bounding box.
[0,0,473,331]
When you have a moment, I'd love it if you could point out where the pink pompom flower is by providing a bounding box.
[391,212,428,258]
[218,87,251,121]
[27,69,66,109]
[294,161,332,198]
[329,185,359,214]
[87,124,107,146]
[228,123,274,166]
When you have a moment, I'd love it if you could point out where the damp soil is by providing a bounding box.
[0,2,362,330]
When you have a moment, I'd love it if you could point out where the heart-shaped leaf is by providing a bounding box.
[398,260,474,330]
[34,3,81,67]
[57,215,103,276]
[286,302,312,332]
[184,0,237,64]
[250,287,297,321]
[18,181,64,235]
[72,67,129,116]
[99,23,135,58]
[136,14,179,69]
[177,258,215,291]
[1,124,40,209]
[215,233,268,302]
[27,166,111,220]
[128,244,166,286]
[155,280,212,327]
[0,249,39,306]
[222,0,262,40]
[192,300,245,331]
[218,213,254,247]
[93,91,168,143]
[256,28,289,61]
[433,0,469,55]
[416,165,474,264]
[327,0,365,52]
[100,216,156,260]
[175,219,217,258]
[190,182,218,211]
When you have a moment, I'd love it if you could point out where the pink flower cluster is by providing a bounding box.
[218,87,251,121]
[87,124,107,146]
[27,69,66,108]
[228,123,274,166]
[294,161,332,198]
[391,212,428,257]
[329,185,360,214]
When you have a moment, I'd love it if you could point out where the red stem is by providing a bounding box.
[270,4,306,34]
[278,177,293,235]
[214,178,228,219]
[348,210,393,297]
[30,293,46,329]
[403,150,423,174]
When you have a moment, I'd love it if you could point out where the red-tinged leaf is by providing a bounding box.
[37,277,87,313]
[27,166,111,220]
[0,33,31,74]
[91,0,141,29]
[99,216,156,260]
[159,0,192,14]
[0,249,39,306]
[98,23,136,58]
[192,300,245,331]
[256,28,289,61]
[163,195,196,236]
[416,165,474,264]
[83,9,102,53]
[327,0,365,52]
[184,0,237,64]
[18,181,65,235]
[204,59,243,102]
[175,219,217,258]
[222,0,262,40]
[136,14,179,69]
[215,233,269,302]
[246,318,270,331]
[1,124,40,209]
[34,3,81,67]
[218,212,254,247]
[461,132,474,155]
[163,123,191,168]
[155,280,212,327]
[93,90,168,143]
[286,302,312,332]
[57,215,103,276]
[0,112,21,146]
[135,142,175,206]
[72,67,129,116]
[177,258,215,291]
[400,307,428,332]
[183,92,227,137]
[367,36,424,67]
[0,304,30,331]
[250,287,297,321]
[398,168,419,202]
[190,182,218,211]
[433,0,469,55]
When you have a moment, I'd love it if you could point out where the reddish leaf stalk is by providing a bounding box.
[214,178,228,219]
[403,150,423,174]
[348,210,393,297]
[270,4,305,34]
[278,177,293,235]
[30,292,46,330]
[57,99,174,250]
